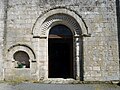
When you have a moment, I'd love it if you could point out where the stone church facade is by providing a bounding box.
[0,0,119,82]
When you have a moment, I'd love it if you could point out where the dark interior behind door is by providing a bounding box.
[48,39,73,78]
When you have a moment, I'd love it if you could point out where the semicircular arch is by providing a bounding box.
[7,44,36,61]
[32,8,89,37]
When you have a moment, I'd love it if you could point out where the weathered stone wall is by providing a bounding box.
[1,0,119,81]
[79,0,119,81]
[4,0,42,81]
[116,0,120,80]
[0,0,5,80]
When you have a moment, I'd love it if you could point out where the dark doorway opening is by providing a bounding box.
[48,25,74,78]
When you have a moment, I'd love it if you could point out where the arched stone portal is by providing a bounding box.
[32,8,89,80]
[48,24,73,78]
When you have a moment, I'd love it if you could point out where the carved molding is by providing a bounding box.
[32,7,89,37]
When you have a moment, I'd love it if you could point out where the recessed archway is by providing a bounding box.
[48,24,74,78]
[32,8,87,80]
[13,51,30,68]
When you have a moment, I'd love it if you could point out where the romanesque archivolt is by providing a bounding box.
[40,14,81,37]
[32,7,90,38]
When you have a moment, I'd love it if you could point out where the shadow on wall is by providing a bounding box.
[117,82,120,86]
[79,38,84,81]
[116,0,120,66]
[116,0,120,83]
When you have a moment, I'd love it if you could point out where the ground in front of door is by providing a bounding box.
[0,82,120,90]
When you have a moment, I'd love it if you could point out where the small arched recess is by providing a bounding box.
[7,44,36,68]
[4,44,38,81]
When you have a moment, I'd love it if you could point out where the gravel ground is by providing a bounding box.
[0,83,120,90]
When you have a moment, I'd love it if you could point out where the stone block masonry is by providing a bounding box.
[0,0,119,82]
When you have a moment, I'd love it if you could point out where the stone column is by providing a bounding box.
[75,37,80,80]
[39,37,48,80]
